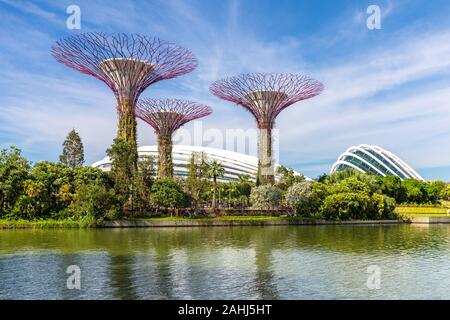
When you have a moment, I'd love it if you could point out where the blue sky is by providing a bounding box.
[2,0,450,180]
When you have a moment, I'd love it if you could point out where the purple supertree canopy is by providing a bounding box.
[210,73,324,128]
[51,32,198,105]
[135,99,213,136]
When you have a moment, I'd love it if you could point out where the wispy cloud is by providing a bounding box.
[1,0,450,180]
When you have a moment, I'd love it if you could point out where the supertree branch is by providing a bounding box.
[135,99,212,178]
[51,32,198,145]
[210,73,323,129]
[210,73,324,185]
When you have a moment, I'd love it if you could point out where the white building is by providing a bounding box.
[92,145,308,182]
[330,144,424,181]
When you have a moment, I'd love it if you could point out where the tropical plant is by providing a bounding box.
[250,185,282,210]
[206,160,225,209]
[185,152,210,208]
[59,129,85,169]
[151,178,188,214]
[0,147,30,216]
[106,138,138,208]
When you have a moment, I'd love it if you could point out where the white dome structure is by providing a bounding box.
[92,145,308,182]
[330,144,424,181]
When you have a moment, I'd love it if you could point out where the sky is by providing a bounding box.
[1,0,450,180]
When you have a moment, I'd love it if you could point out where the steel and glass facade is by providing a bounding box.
[330,144,424,180]
[93,145,307,182]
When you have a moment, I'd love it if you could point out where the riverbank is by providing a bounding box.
[3,212,450,229]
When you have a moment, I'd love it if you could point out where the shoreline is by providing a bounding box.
[1,216,450,229]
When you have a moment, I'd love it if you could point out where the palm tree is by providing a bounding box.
[206,160,225,209]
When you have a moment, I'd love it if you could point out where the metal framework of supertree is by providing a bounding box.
[135,98,212,178]
[51,32,198,147]
[210,73,324,185]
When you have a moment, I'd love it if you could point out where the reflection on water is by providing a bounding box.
[0,225,449,299]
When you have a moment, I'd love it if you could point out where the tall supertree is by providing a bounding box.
[51,33,197,147]
[135,99,212,178]
[210,73,323,185]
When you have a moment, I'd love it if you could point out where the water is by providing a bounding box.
[0,225,449,299]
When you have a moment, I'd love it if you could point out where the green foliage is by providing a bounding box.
[276,166,306,190]
[70,184,121,223]
[0,147,30,216]
[25,161,73,217]
[59,129,85,169]
[440,184,450,200]
[151,178,188,209]
[250,185,282,210]
[319,169,363,184]
[328,177,372,194]
[321,192,396,221]
[206,160,225,209]
[184,152,210,208]
[133,155,156,213]
[73,166,113,190]
[106,138,138,207]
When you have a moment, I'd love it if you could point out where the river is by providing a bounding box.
[0,225,449,299]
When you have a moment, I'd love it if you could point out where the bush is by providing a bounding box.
[70,184,121,222]
[285,181,321,217]
[250,185,282,210]
[321,192,396,221]
[151,178,188,210]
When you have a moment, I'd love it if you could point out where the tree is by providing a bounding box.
[425,180,446,203]
[106,138,138,209]
[14,161,73,219]
[276,166,306,190]
[151,178,187,215]
[377,175,406,203]
[134,155,156,213]
[440,184,450,200]
[250,185,282,210]
[185,152,210,208]
[285,181,324,217]
[236,175,253,206]
[206,160,225,209]
[73,166,113,190]
[0,147,30,216]
[59,129,85,169]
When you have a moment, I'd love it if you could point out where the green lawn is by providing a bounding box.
[0,219,81,228]
[395,206,450,218]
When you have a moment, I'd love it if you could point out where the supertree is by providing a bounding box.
[210,73,323,185]
[135,99,212,178]
[51,32,197,147]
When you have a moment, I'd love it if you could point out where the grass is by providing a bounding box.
[395,206,450,218]
[128,215,288,221]
[0,219,81,229]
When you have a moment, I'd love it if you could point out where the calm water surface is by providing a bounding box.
[1,225,449,299]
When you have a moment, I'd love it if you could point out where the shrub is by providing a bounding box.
[321,192,396,221]
[250,185,282,210]
[151,178,188,210]
[70,184,121,222]
[285,181,321,217]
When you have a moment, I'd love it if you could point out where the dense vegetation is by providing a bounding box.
[1,139,450,224]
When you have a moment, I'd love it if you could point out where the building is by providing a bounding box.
[330,144,424,181]
[92,145,308,182]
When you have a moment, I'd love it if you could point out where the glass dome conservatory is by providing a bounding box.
[330,144,424,181]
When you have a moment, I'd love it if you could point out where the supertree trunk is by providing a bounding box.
[258,127,275,185]
[117,99,137,145]
[136,99,212,179]
[210,73,324,186]
[157,134,174,178]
